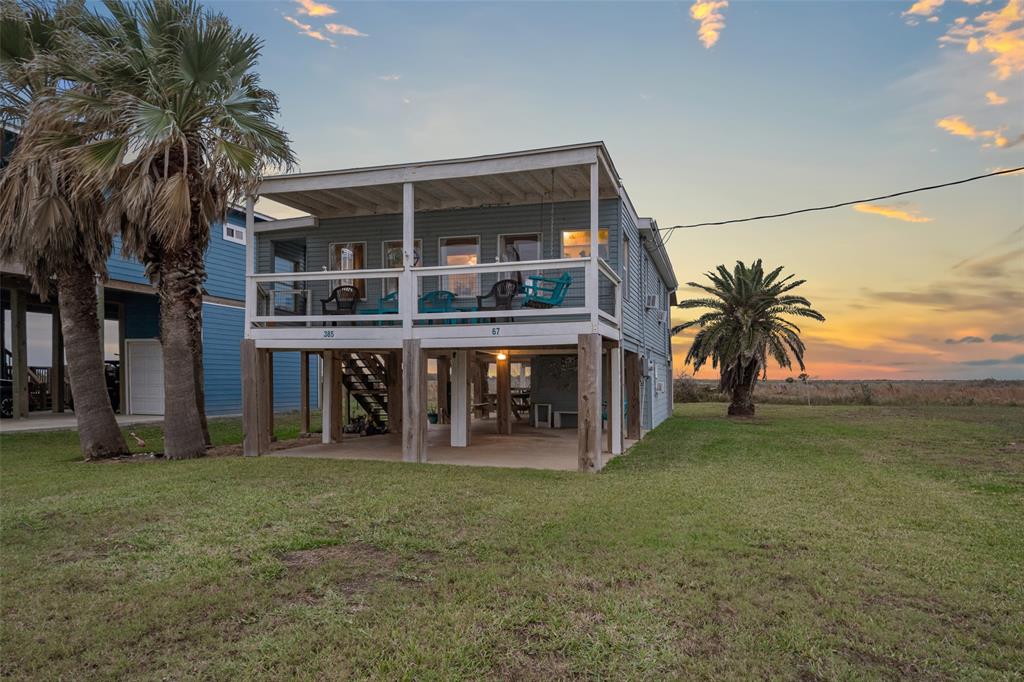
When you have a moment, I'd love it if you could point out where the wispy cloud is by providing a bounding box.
[954,247,1024,278]
[326,22,368,37]
[935,115,1013,147]
[904,0,944,19]
[853,203,933,223]
[283,15,333,45]
[961,353,1024,366]
[992,333,1024,342]
[945,335,985,344]
[986,90,1009,105]
[690,1,728,49]
[939,0,1024,81]
[295,0,336,17]
[378,74,401,81]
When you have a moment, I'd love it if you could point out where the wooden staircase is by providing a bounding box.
[337,352,390,425]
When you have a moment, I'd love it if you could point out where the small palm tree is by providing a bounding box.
[0,1,128,459]
[672,260,824,416]
[62,0,294,458]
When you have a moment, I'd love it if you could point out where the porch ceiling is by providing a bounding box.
[259,143,620,218]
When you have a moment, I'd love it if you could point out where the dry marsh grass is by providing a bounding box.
[675,378,1024,406]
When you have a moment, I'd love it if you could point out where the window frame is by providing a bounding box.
[381,239,422,296]
[438,235,481,297]
[622,234,631,301]
[223,222,246,245]
[560,228,609,260]
[328,241,368,300]
[497,232,543,280]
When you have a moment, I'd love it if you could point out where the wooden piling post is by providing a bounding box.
[496,353,512,435]
[402,339,427,462]
[577,333,603,472]
[300,350,311,434]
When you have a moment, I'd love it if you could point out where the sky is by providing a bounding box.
[142,1,1024,378]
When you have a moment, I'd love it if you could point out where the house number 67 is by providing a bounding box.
[491,327,501,336]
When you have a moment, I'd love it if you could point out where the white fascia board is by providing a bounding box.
[252,215,319,233]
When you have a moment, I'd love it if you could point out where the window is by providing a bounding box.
[329,242,366,299]
[223,223,245,245]
[622,235,631,300]
[382,239,422,295]
[273,255,300,312]
[498,233,541,280]
[561,228,609,260]
[439,236,480,296]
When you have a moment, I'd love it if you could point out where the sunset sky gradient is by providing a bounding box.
[212,0,1023,380]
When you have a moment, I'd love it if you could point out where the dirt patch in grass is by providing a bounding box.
[279,542,418,608]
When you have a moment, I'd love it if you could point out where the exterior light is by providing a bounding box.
[496,352,508,361]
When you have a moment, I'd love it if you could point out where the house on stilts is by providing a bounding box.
[242,142,676,472]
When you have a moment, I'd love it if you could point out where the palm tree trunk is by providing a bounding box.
[57,262,129,460]
[158,247,208,459]
[190,276,211,447]
[727,362,758,417]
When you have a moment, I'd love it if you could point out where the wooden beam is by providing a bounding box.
[50,306,64,413]
[321,350,335,444]
[520,170,553,197]
[611,346,623,455]
[241,339,265,456]
[300,350,311,434]
[625,351,641,440]
[496,353,512,436]
[329,353,343,443]
[577,333,602,472]
[11,288,28,418]
[386,351,402,433]
[344,186,401,213]
[436,354,450,424]
[473,360,489,418]
[259,350,273,452]
[485,174,525,202]
[451,350,472,447]
[402,338,427,462]
[604,349,612,453]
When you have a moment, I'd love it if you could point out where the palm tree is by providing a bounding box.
[672,260,824,416]
[64,0,294,458]
[0,1,128,459]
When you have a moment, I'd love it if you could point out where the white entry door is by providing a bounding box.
[128,340,164,415]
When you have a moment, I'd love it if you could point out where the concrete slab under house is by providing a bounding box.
[243,142,678,472]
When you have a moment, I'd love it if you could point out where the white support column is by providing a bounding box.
[400,182,415,337]
[588,162,600,330]
[321,349,334,445]
[244,195,256,338]
[611,345,623,455]
[450,350,470,447]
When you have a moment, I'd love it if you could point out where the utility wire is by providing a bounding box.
[660,165,1024,239]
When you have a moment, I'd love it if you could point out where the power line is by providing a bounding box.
[659,165,1024,238]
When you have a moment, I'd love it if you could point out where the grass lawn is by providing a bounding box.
[2,404,1022,679]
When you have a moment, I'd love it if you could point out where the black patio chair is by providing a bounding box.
[321,285,360,326]
[476,279,521,322]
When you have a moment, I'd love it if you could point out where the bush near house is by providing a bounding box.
[675,376,1024,406]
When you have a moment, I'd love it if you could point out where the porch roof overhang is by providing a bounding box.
[258,142,620,218]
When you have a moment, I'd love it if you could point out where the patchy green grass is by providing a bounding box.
[2,404,1022,679]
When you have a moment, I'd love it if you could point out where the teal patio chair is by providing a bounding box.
[521,272,572,309]
[361,290,399,315]
[418,290,456,324]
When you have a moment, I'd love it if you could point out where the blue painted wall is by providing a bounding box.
[107,211,249,299]
[201,303,317,415]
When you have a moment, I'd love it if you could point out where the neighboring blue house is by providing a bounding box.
[2,124,315,418]
[100,209,317,416]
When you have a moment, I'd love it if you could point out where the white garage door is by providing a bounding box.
[128,340,164,415]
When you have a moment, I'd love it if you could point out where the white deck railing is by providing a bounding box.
[245,257,620,332]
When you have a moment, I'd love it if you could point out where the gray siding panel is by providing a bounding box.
[256,199,620,309]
